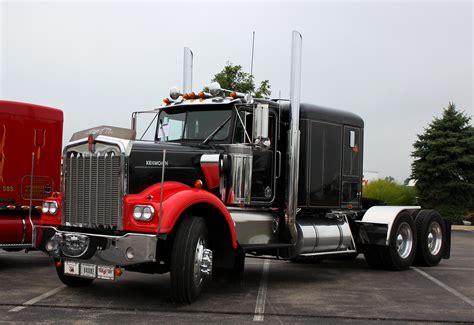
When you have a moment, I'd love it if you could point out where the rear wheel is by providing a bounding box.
[379,212,417,270]
[170,216,212,303]
[55,260,94,287]
[414,210,446,266]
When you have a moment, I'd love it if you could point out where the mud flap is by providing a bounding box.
[442,219,451,259]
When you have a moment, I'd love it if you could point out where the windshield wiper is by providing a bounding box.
[201,116,232,145]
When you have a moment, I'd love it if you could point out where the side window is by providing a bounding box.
[233,110,253,144]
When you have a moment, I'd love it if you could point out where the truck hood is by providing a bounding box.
[128,141,218,194]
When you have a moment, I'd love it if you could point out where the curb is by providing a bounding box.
[452,225,474,231]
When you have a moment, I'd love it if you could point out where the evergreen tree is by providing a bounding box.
[411,103,474,223]
[204,62,271,98]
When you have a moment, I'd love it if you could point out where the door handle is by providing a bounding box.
[276,150,281,179]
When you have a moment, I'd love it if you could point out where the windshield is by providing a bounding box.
[156,108,232,142]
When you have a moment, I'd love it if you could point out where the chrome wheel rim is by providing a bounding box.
[193,237,212,286]
[194,237,205,286]
[427,222,442,255]
[396,222,413,259]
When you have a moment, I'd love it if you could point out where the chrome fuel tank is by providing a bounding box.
[294,214,354,255]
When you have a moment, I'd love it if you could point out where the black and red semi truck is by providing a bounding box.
[35,31,450,303]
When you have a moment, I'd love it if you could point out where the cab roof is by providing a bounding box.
[0,100,63,121]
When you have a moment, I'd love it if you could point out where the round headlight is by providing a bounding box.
[133,206,143,220]
[42,202,50,214]
[49,201,58,215]
[142,206,154,221]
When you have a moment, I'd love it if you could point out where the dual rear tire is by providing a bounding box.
[364,210,445,270]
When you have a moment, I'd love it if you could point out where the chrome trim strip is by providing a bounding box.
[300,249,357,257]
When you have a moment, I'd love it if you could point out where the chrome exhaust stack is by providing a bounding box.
[183,47,193,93]
[286,31,302,245]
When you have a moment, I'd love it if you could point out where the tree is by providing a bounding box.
[363,180,417,205]
[411,103,474,223]
[204,62,271,98]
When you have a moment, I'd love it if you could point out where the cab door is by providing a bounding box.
[341,126,363,208]
[233,108,277,204]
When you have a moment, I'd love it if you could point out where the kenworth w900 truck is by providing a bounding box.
[35,31,450,303]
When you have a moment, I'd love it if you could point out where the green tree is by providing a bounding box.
[363,180,417,205]
[411,103,474,223]
[204,62,271,98]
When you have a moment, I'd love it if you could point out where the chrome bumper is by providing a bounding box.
[34,226,157,266]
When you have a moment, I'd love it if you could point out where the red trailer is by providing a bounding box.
[0,100,63,251]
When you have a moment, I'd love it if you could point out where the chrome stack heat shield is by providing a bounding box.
[286,30,303,244]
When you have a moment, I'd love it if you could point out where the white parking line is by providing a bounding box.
[253,260,270,322]
[8,286,65,312]
[422,267,474,271]
[412,267,474,307]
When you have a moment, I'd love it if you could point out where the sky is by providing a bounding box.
[1,0,472,182]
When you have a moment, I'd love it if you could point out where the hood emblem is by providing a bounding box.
[88,134,97,153]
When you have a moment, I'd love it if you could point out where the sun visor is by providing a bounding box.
[70,125,136,141]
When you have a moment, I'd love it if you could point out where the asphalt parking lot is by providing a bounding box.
[0,229,472,324]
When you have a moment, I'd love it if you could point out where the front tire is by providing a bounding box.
[414,210,446,266]
[170,216,211,303]
[55,260,94,287]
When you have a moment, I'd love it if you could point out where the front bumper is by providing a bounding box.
[34,225,157,266]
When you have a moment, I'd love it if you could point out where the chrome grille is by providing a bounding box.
[64,151,123,229]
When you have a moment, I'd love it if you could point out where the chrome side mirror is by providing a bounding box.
[253,104,270,148]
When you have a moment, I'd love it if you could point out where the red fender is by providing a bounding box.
[123,181,237,249]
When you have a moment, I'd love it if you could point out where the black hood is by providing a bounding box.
[128,141,218,194]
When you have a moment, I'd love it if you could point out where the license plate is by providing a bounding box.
[64,261,80,275]
[80,263,97,278]
[97,265,114,280]
[64,261,114,280]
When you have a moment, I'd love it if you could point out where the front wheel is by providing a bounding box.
[170,216,212,303]
[55,260,94,287]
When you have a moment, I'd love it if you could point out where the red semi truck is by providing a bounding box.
[0,100,63,251]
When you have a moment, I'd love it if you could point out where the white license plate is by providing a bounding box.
[97,265,115,280]
[64,261,114,280]
[64,261,80,276]
[80,263,97,278]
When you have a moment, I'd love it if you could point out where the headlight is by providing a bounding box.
[142,206,154,221]
[42,201,59,215]
[133,206,143,220]
[132,205,155,221]
[42,202,50,214]
[49,201,58,215]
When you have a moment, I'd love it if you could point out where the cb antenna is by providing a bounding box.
[250,31,255,78]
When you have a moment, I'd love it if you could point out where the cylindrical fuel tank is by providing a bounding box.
[295,215,353,255]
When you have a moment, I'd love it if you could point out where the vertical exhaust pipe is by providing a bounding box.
[183,47,193,93]
[286,31,302,245]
